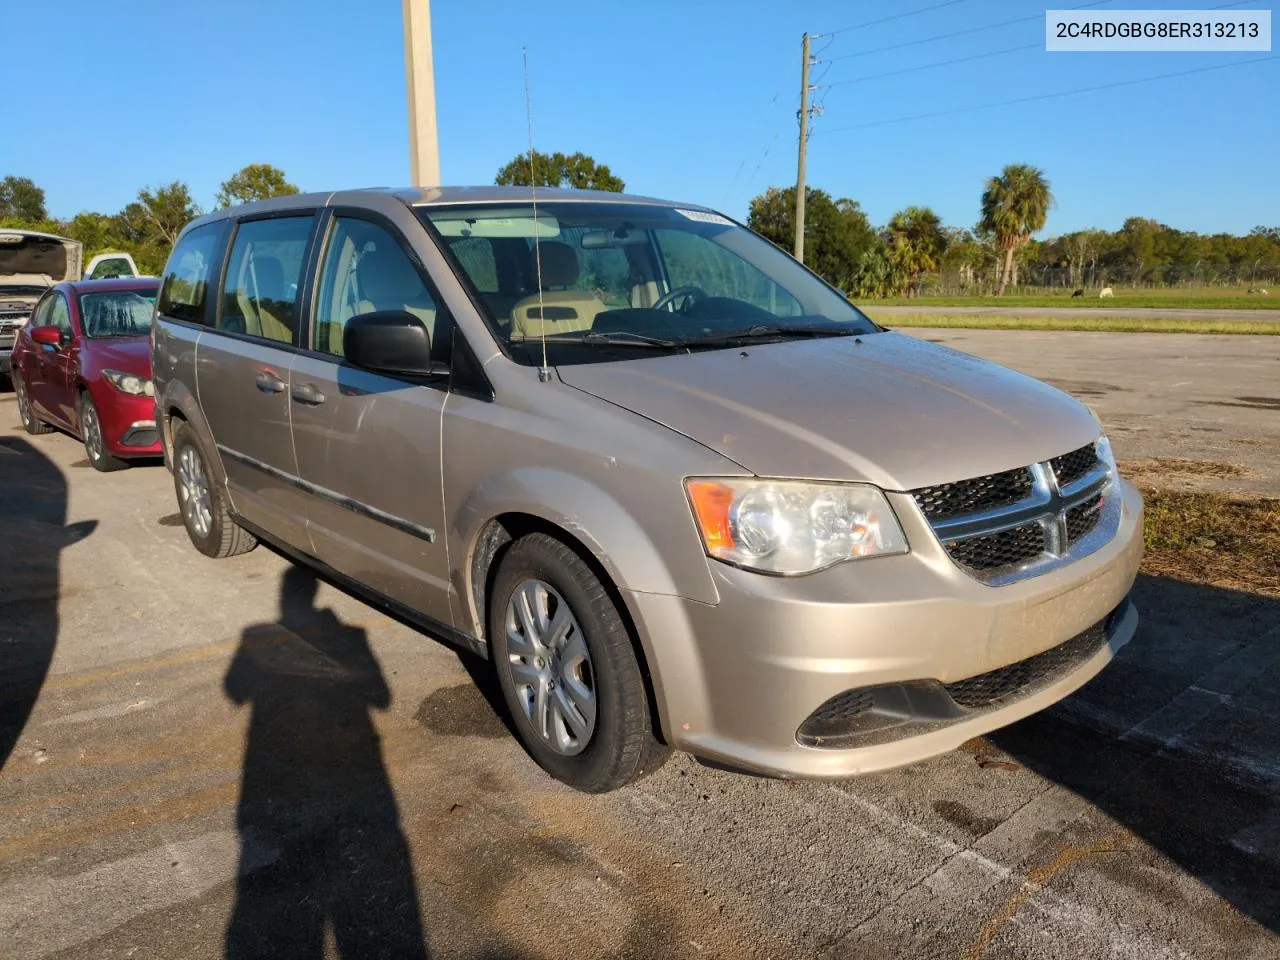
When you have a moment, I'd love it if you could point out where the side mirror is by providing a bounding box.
[30,325,62,347]
[343,311,441,378]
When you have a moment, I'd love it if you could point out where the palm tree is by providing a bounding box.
[980,164,1054,296]
[885,206,946,296]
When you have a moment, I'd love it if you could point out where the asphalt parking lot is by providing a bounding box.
[2,331,1279,959]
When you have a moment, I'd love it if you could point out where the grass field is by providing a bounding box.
[872,313,1279,335]
[859,288,1275,310]
[1140,489,1280,596]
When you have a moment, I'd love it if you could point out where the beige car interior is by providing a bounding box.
[510,241,611,339]
[318,229,437,358]
[231,254,294,344]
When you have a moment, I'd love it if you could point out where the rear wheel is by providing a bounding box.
[171,421,257,558]
[489,533,669,792]
[79,393,127,472]
[14,374,51,435]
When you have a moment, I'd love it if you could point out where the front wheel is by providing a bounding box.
[79,393,127,472]
[171,421,257,558]
[14,374,51,435]
[489,533,669,792]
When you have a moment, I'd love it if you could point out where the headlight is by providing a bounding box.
[1096,435,1116,476]
[685,478,908,575]
[103,369,154,397]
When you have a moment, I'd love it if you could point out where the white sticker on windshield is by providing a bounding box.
[674,208,734,226]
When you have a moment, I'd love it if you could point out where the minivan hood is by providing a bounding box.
[557,331,1100,491]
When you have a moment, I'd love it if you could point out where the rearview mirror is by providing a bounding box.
[343,311,441,378]
[30,325,63,347]
[580,228,647,249]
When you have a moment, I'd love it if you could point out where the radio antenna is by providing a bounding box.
[523,46,550,382]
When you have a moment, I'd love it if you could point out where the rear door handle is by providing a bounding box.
[291,382,326,405]
[255,371,286,394]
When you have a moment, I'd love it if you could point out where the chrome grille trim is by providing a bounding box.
[910,442,1120,586]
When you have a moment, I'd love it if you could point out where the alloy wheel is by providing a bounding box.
[81,401,104,462]
[504,579,597,756]
[15,377,33,427]
[177,444,213,539]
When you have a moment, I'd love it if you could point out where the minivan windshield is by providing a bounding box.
[419,202,878,362]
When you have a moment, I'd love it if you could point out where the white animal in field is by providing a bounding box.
[1099,287,1114,298]
[1262,289,1270,296]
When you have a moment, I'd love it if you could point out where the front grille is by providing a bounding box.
[912,467,1032,521]
[945,522,1045,571]
[1065,495,1103,544]
[1051,444,1098,487]
[943,617,1110,708]
[910,439,1115,585]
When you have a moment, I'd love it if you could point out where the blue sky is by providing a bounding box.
[5,1,1276,236]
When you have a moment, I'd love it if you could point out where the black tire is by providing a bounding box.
[489,533,669,792]
[13,373,52,435]
[78,392,128,472]
[171,420,257,559]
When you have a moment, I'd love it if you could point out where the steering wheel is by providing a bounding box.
[652,285,707,314]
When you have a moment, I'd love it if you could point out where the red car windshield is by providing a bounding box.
[79,290,156,338]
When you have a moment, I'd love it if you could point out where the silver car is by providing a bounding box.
[152,187,1142,792]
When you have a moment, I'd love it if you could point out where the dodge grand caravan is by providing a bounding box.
[152,187,1142,792]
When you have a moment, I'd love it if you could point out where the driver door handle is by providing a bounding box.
[291,382,326,405]
[255,370,286,394]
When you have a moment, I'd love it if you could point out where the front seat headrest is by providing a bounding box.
[533,241,579,289]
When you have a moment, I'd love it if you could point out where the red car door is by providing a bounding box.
[29,290,77,428]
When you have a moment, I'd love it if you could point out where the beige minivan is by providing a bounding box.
[152,187,1142,792]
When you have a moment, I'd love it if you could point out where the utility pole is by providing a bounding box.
[794,32,811,263]
[403,0,441,186]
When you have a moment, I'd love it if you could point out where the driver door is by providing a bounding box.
[289,212,454,626]
[29,291,77,427]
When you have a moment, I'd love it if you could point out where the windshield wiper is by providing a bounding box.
[556,331,683,349]
[675,323,856,347]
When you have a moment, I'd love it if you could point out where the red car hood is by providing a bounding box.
[88,337,152,378]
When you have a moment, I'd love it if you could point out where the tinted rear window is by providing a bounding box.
[157,222,228,324]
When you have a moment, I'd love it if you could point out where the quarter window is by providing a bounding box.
[220,217,313,344]
[158,222,227,325]
[313,217,441,359]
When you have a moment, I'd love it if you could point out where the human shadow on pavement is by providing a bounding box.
[0,435,95,770]
[224,565,430,959]
[993,573,1280,937]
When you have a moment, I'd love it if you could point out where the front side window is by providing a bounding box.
[79,290,157,338]
[313,217,441,359]
[158,222,227,324]
[47,293,71,333]
[421,202,875,364]
[220,216,313,344]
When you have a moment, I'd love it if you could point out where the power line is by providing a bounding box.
[824,43,1040,88]
[815,55,1277,135]
[818,0,972,38]
[821,0,1115,62]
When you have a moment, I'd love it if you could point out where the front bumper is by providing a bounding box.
[93,384,162,457]
[626,478,1143,779]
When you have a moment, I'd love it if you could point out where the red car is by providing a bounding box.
[11,277,162,471]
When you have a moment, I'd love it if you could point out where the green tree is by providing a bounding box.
[979,163,1054,295]
[885,206,946,296]
[747,186,877,291]
[494,150,625,192]
[136,182,201,247]
[0,176,48,221]
[216,163,300,208]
